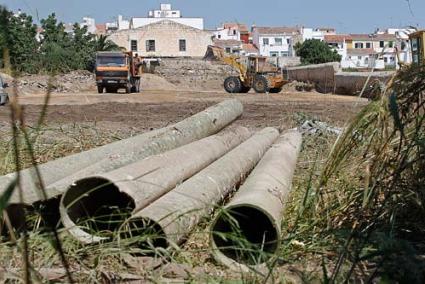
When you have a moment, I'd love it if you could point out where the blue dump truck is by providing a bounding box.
[0,75,8,106]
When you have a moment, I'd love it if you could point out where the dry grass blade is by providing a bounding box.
[313,64,424,282]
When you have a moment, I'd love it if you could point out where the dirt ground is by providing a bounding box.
[0,89,367,134]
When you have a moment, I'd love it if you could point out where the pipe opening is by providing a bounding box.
[212,206,278,265]
[62,177,135,239]
[120,217,167,251]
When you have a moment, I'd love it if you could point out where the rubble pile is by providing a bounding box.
[2,70,96,94]
[154,58,237,90]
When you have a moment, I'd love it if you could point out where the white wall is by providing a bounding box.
[302,28,325,41]
[255,35,294,57]
[81,17,96,34]
[213,28,240,41]
[131,18,204,30]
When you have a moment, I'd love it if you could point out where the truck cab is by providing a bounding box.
[95,52,141,94]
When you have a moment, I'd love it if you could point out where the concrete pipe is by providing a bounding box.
[0,99,243,206]
[59,127,251,244]
[124,127,279,249]
[210,130,302,271]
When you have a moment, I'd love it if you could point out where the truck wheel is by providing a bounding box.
[126,83,131,94]
[253,75,269,93]
[269,88,282,93]
[224,76,242,93]
[97,86,103,94]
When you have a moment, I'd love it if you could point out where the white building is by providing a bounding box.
[104,15,130,33]
[149,4,181,18]
[252,26,300,57]
[302,27,335,41]
[130,4,204,30]
[213,23,250,43]
[324,34,349,61]
[81,17,96,34]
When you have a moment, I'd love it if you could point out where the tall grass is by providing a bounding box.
[283,64,424,283]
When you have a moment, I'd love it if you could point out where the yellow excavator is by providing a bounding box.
[206,46,288,93]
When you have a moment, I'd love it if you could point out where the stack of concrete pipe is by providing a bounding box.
[1,98,303,271]
[0,99,243,229]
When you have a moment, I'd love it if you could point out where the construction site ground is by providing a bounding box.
[0,89,367,134]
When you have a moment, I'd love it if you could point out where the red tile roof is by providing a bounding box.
[253,26,300,35]
[213,39,242,48]
[96,24,107,33]
[318,27,336,32]
[241,43,259,53]
[350,33,396,41]
[222,22,249,33]
[324,34,352,42]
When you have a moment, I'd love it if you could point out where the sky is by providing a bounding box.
[2,0,424,33]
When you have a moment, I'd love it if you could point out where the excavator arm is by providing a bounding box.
[221,56,248,82]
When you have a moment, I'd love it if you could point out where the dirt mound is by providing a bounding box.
[2,70,96,95]
[141,73,179,91]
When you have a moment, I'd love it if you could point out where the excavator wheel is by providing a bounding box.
[240,86,251,93]
[269,87,282,93]
[224,76,242,93]
[253,75,269,93]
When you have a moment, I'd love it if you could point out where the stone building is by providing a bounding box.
[109,20,213,57]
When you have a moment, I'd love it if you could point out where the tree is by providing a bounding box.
[0,5,12,71]
[296,39,342,65]
[94,35,120,52]
[7,12,39,73]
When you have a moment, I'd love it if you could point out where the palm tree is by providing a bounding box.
[94,34,121,52]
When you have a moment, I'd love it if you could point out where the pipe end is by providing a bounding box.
[61,177,136,242]
[211,205,279,268]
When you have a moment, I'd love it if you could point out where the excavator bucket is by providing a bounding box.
[204,45,226,61]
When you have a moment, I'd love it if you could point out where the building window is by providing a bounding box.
[388,41,394,48]
[263,38,269,45]
[225,47,231,53]
[380,41,384,48]
[270,51,279,57]
[281,51,289,57]
[355,42,364,49]
[366,42,371,48]
[179,39,186,52]
[131,40,138,52]
[384,57,388,63]
[233,30,237,35]
[146,40,155,52]
[217,34,221,39]
[364,57,369,64]
[275,38,282,46]
[358,56,362,60]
